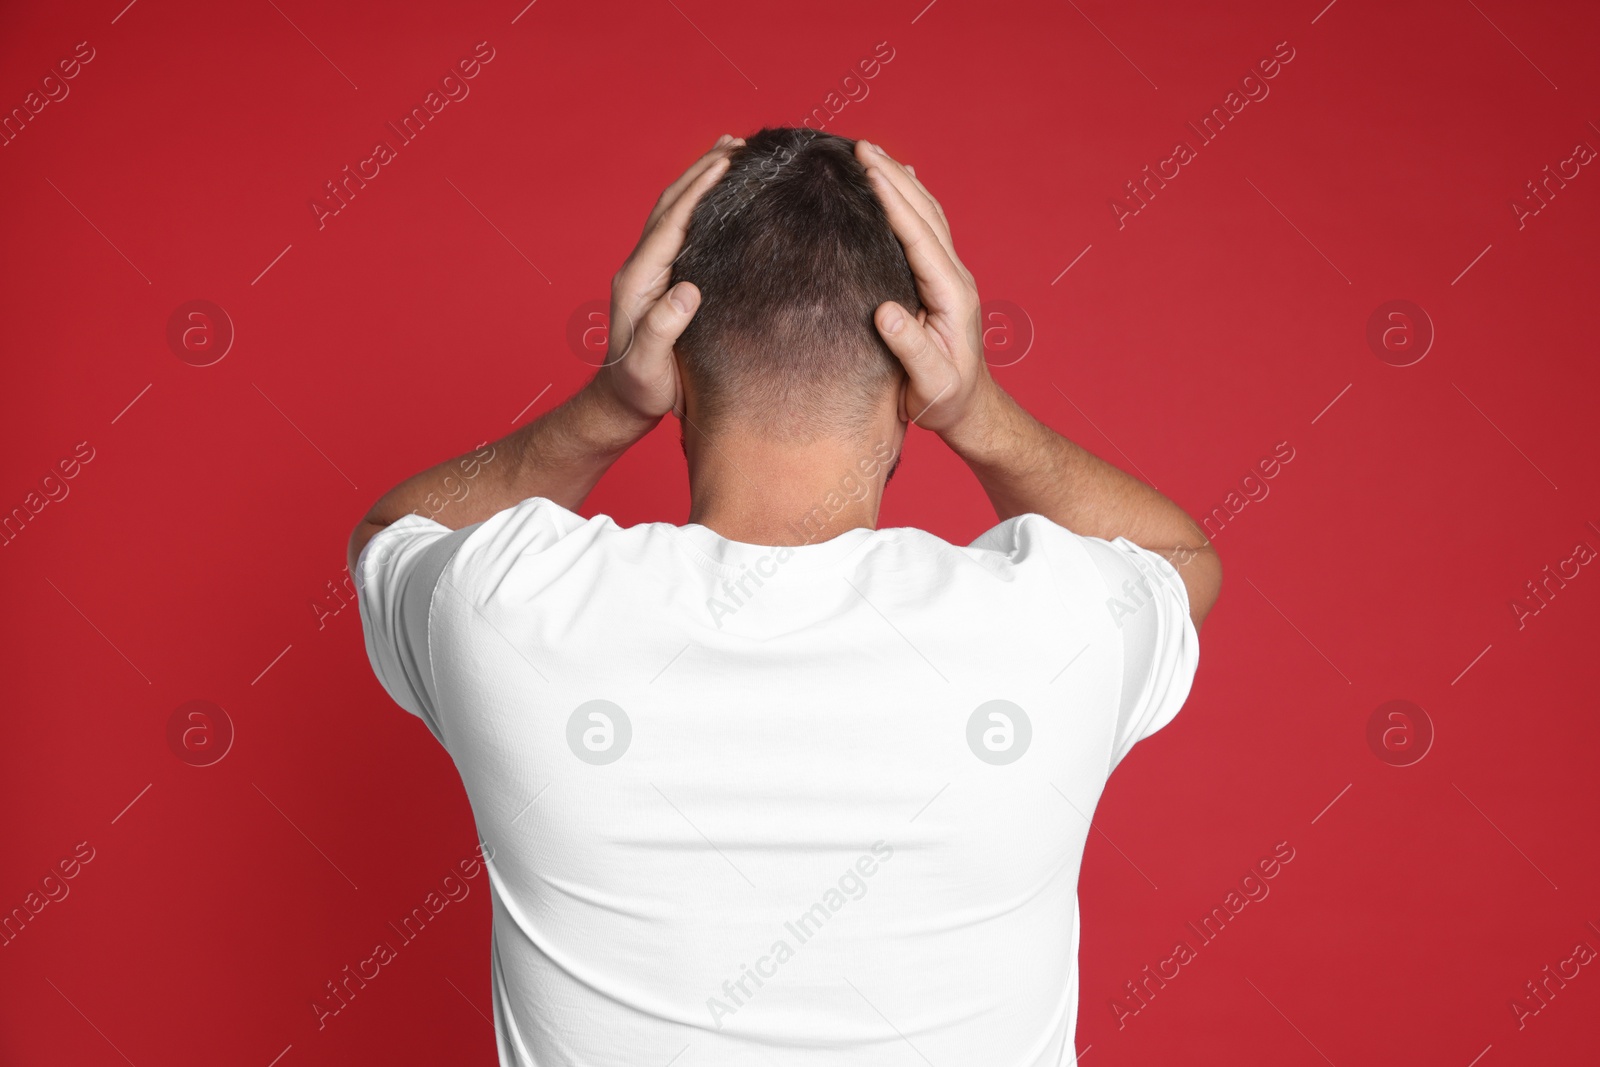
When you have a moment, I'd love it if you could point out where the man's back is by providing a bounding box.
[358,496,1199,1066]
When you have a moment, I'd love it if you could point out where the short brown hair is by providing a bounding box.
[670,127,921,440]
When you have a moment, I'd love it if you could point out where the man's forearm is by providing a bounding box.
[942,381,1211,554]
[346,374,655,572]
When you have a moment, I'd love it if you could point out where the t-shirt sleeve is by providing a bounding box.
[1077,534,1201,769]
[354,513,476,745]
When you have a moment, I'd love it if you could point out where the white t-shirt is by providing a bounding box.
[356,496,1199,1067]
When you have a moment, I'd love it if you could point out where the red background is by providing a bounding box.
[4,0,1598,1063]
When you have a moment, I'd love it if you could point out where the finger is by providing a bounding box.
[874,301,955,425]
[618,154,733,310]
[856,141,953,254]
[865,165,969,317]
[642,137,745,237]
[619,280,700,369]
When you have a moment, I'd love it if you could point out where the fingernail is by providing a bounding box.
[670,282,696,314]
[882,308,904,334]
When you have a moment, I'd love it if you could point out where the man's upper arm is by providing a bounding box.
[353,514,475,745]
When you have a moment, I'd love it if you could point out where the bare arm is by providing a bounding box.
[856,140,1222,629]
[347,135,744,574]
[345,377,656,575]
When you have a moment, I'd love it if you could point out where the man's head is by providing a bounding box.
[669,128,922,444]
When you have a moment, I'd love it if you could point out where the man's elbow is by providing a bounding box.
[347,518,388,578]
[1182,545,1222,632]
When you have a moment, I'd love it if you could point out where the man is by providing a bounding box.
[351,128,1221,1066]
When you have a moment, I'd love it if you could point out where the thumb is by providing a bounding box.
[874,300,944,384]
[627,281,700,362]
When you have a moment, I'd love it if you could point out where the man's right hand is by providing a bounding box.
[856,139,998,439]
